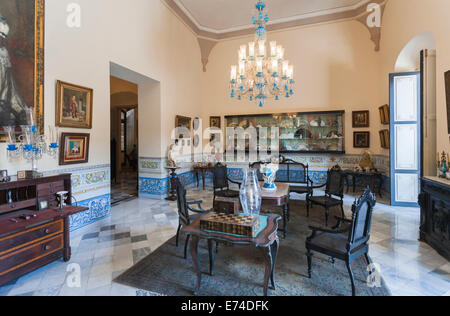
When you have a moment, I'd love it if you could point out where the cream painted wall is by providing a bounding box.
[0,0,203,174]
[201,20,383,155]
[380,0,450,155]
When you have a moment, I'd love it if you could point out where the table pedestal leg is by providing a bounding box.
[190,235,201,295]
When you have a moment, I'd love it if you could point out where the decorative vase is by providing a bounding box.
[260,163,279,191]
[240,169,262,217]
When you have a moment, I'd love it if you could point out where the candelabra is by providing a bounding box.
[5,109,59,176]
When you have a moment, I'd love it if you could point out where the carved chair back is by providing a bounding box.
[175,178,191,226]
[347,188,376,249]
[325,165,345,198]
[213,163,229,191]
[250,156,309,184]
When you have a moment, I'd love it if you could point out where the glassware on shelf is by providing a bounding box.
[240,169,262,217]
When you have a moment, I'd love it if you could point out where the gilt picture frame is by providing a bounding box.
[56,81,93,129]
[354,131,370,148]
[352,111,370,128]
[0,0,45,141]
[445,70,450,134]
[59,133,90,165]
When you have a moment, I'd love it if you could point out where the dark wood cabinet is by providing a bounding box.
[0,174,88,286]
[419,177,450,261]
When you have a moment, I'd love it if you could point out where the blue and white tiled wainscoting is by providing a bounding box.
[138,154,390,199]
[44,164,111,231]
[139,157,197,199]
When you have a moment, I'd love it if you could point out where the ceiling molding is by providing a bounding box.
[163,0,387,41]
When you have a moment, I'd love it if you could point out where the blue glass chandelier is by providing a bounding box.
[229,0,294,107]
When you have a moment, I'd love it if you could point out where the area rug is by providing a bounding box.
[114,201,391,296]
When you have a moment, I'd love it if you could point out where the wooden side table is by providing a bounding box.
[193,166,214,190]
[260,182,290,239]
[182,212,282,296]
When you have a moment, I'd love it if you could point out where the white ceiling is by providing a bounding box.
[177,0,367,33]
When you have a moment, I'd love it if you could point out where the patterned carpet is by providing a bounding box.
[114,200,390,296]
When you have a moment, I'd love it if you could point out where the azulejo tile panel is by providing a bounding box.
[139,171,197,197]
[70,194,111,231]
[43,164,112,231]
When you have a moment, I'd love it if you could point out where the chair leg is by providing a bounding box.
[325,207,329,227]
[184,234,191,259]
[346,260,356,296]
[307,249,313,278]
[340,203,345,219]
[306,199,310,217]
[364,253,372,268]
[176,223,181,247]
[216,242,219,254]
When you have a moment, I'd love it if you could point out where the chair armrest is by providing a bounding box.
[333,216,352,229]
[228,178,242,188]
[308,225,350,236]
[187,200,206,213]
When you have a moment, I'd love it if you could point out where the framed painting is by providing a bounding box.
[379,104,390,125]
[352,111,369,128]
[0,0,44,140]
[353,132,370,148]
[210,116,221,129]
[56,81,93,129]
[59,133,90,165]
[379,129,389,149]
[175,115,191,131]
[445,71,450,134]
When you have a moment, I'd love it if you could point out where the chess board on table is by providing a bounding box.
[200,212,260,237]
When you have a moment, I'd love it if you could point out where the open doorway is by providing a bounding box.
[110,76,139,204]
[390,32,436,206]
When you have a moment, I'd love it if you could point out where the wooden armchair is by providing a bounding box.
[175,178,207,259]
[307,165,346,226]
[213,163,241,201]
[306,188,376,296]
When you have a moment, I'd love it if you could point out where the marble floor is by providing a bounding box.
[0,188,448,296]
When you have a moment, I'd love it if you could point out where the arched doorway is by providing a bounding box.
[390,31,436,206]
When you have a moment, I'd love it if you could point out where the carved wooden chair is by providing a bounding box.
[307,165,346,226]
[213,163,241,202]
[306,188,376,296]
[175,178,207,259]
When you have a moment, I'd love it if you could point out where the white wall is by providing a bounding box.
[0,0,203,174]
[380,0,450,155]
[200,20,384,155]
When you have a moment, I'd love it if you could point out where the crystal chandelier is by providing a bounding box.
[6,108,59,175]
[229,0,294,107]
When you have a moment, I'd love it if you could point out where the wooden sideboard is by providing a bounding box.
[0,174,88,286]
[419,177,450,261]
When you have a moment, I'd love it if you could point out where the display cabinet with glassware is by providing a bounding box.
[225,111,345,154]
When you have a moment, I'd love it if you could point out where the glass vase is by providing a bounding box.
[240,169,262,217]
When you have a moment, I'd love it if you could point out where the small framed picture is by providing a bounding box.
[379,105,390,125]
[56,81,93,129]
[352,111,370,128]
[380,129,390,149]
[38,200,49,211]
[59,133,90,165]
[210,116,221,129]
[354,132,370,148]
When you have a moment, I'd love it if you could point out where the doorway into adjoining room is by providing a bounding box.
[110,76,139,205]
[390,32,437,206]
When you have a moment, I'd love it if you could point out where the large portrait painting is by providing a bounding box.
[56,81,93,129]
[445,71,450,134]
[0,0,44,140]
